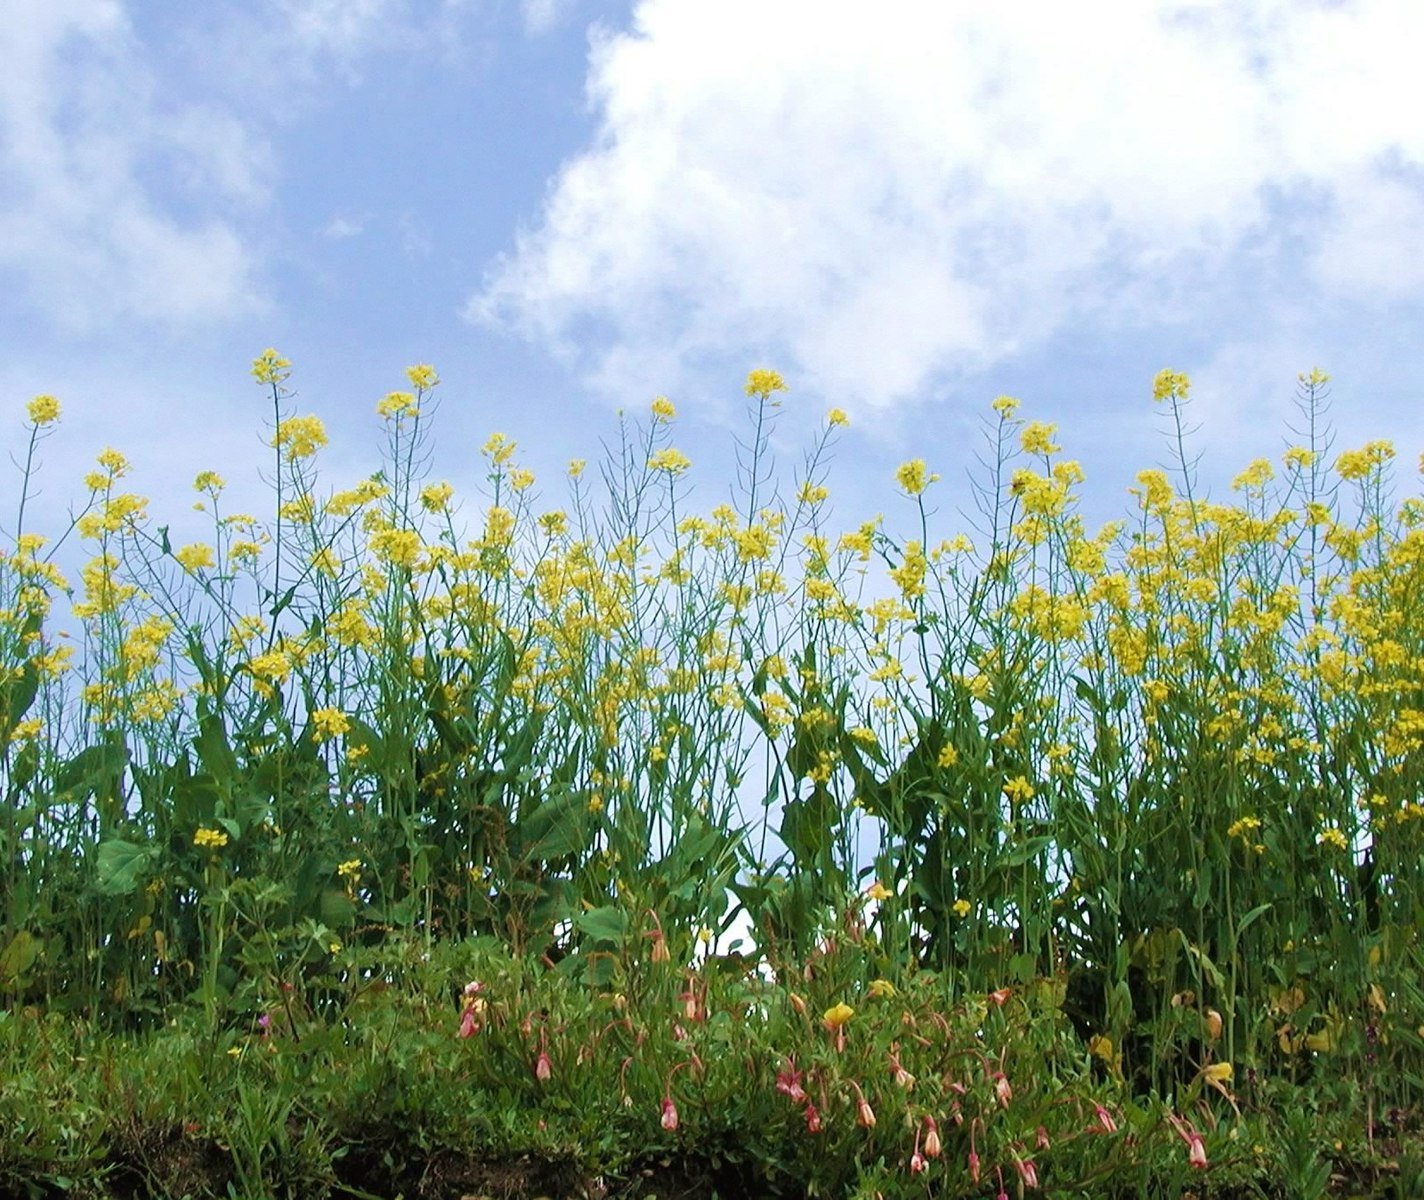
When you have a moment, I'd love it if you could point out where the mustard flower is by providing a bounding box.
[193,827,229,850]
[311,707,351,742]
[271,415,327,461]
[420,482,454,512]
[376,391,418,419]
[648,448,691,475]
[406,363,438,390]
[251,348,291,385]
[991,394,1020,417]
[952,898,971,917]
[895,459,938,496]
[1019,420,1060,455]
[1152,369,1191,403]
[482,432,516,465]
[745,368,787,397]
[1003,776,1035,805]
[650,395,676,420]
[826,407,849,427]
[174,542,215,572]
[26,394,60,426]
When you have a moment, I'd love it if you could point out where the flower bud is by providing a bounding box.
[922,1117,941,1158]
[660,1096,679,1131]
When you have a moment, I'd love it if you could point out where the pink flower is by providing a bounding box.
[850,1081,876,1128]
[992,1071,1013,1107]
[988,987,1012,1007]
[458,1006,479,1039]
[909,1151,926,1175]
[534,1051,552,1082]
[775,1060,807,1105]
[968,1151,981,1184]
[1014,1157,1039,1189]
[1187,1133,1208,1169]
[922,1116,941,1158]
[804,1103,822,1133]
[1036,1124,1051,1150]
[1093,1103,1117,1135]
[660,1096,679,1131]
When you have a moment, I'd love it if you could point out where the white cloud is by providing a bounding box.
[471,0,1424,411]
[0,0,270,328]
[322,214,369,240]
[521,0,579,36]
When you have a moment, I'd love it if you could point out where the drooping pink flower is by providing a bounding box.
[988,987,1012,1007]
[660,1096,679,1131]
[1036,1124,1051,1150]
[458,1006,479,1039]
[968,1150,981,1183]
[992,1071,1013,1107]
[1187,1133,1208,1169]
[534,1051,552,1082]
[1092,1103,1117,1135]
[804,1103,822,1133]
[909,1151,926,1175]
[922,1116,941,1158]
[1014,1157,1039,1189]
[775,1060,807,1105]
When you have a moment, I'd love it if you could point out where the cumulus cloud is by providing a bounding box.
[471,0,1424,410]
[0,1,277,328]
[0,0,480,330]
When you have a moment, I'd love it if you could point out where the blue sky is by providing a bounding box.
[4,0,1424,555]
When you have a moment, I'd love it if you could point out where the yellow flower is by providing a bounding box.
[482,432,516,465]
[271,415,327,461]
[252,348,291,385]
[867,979,896,999]
[26,394,60,426]
[952,898,971,917]
[865,880,891,902]
[822,1002,854,1030]
[937,744,959,768]
[1201,1062,1233,1084]
[420,482,454,512]
[651,395,676,421]
[174,542,215,572]
[194,827,229,850]
[193,470,225,493]
[1152,369,1190,403]
[826,407,849,428]
[745,368,787,398]
[991,394,1020,417]
[336,858,362,880]
[406,363,438,390]
[96,447,129,477]
[648,448,691,475]
[1317,827,1349,851]
[567,458,586,478]
[895,459,938,496]
[1003,776,1035,805]
[376,391,419,419]
[311,707,351,742]
[1019,421,1060,455]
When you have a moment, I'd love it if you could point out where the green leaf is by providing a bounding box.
[0,931,41,984]
[574,905,628,946]
[95,839,157,896]
[517,790,593,862]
